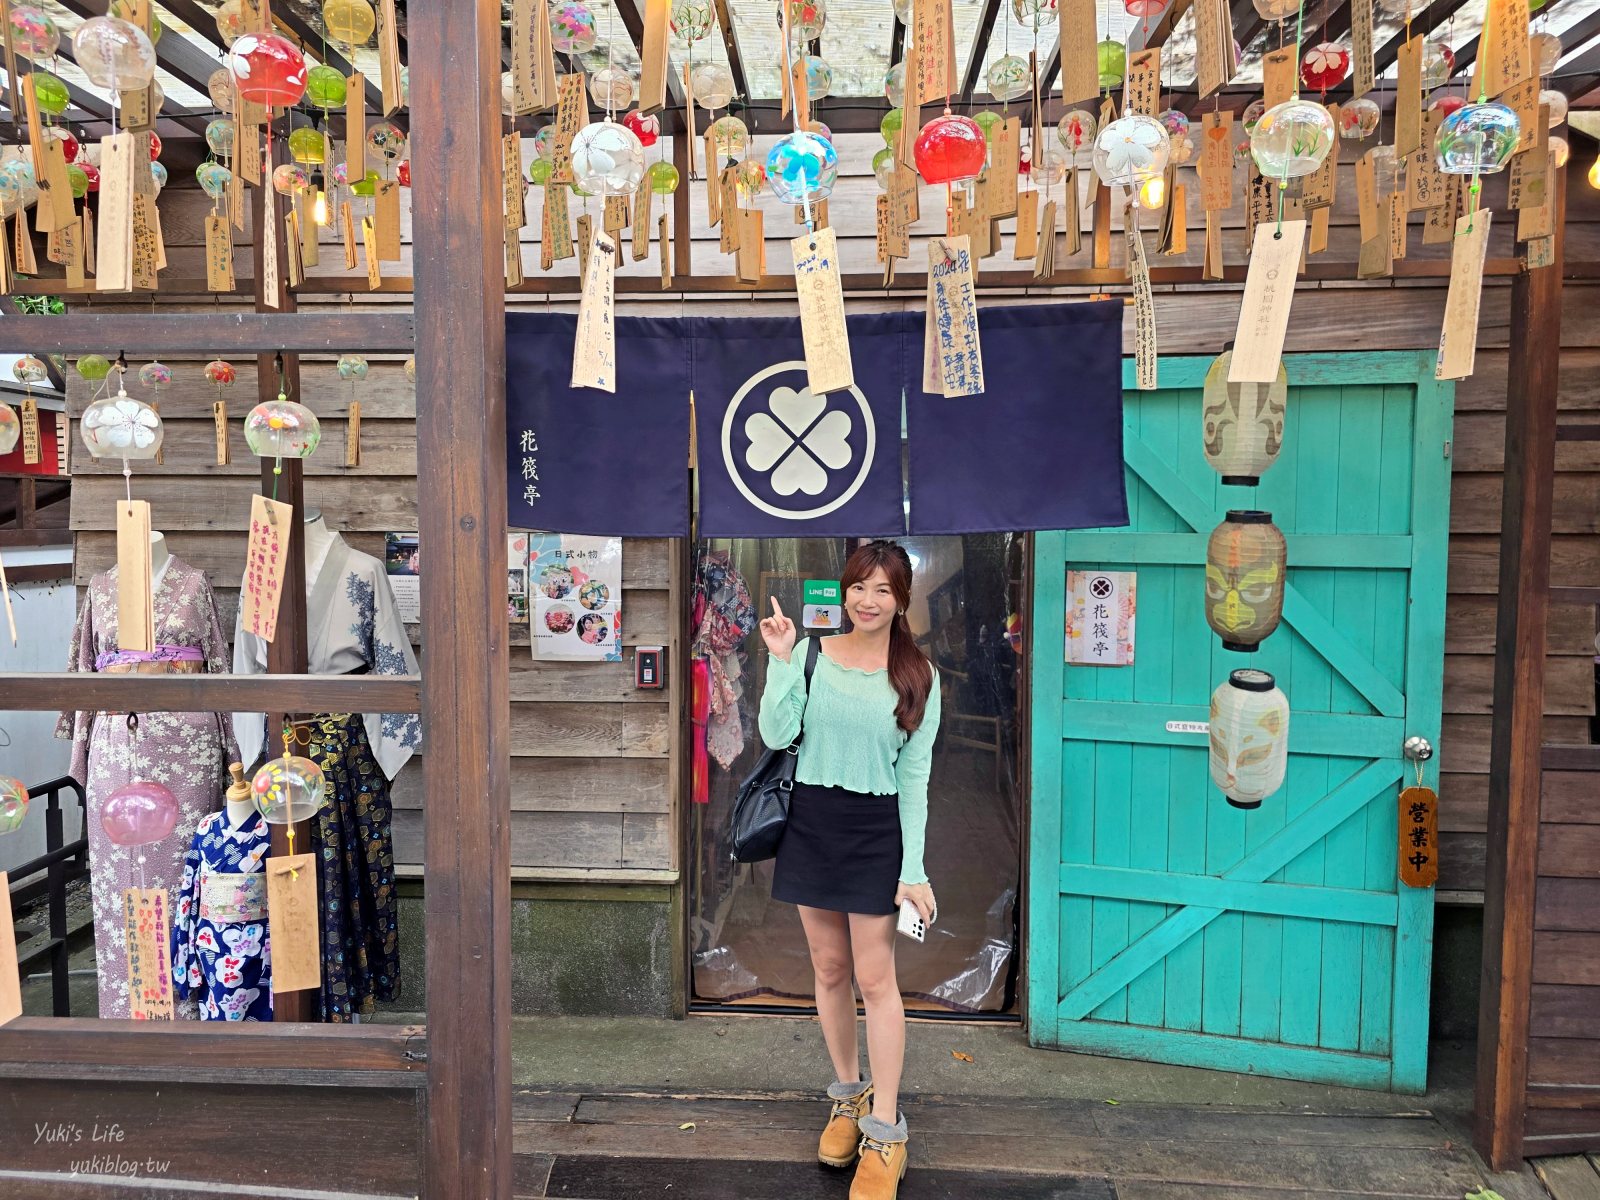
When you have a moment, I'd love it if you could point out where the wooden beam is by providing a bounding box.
[711,0,750,105]
[0,313,416,353]
[1474,165,1567,1173]
[0,672,421,712]
[1145,0,1196,50]
[960,0,1007,100]
[410,0,513,1195]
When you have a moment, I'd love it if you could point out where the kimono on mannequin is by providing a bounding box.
[55,554,237,1020]
[233,524,420,1021]
[171,811,273,1021]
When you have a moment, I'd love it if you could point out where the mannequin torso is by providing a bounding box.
[303,510,336,577]
[149,530,171,579]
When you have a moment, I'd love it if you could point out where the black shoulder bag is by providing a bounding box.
[728,637,822,863]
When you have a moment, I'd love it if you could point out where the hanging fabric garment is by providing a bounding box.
[690,550,757,770]
[233,533,416,1021]
[171,810,273,1021]
[55,556,237,1020]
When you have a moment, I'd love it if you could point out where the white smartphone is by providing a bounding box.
[897,898,933,942]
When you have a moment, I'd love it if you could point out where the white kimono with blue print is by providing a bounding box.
[231,533,421,778]
[171,811,273,1021]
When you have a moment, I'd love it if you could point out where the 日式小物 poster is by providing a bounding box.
[529,534,622,661]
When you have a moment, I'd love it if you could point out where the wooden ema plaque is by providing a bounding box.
[124,887,175,1020]
[0,872,20,1026]
[116,500,154,652]
[242,494,293,641]
[792,228,853,395]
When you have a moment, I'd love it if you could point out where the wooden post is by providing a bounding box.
[252,116,313,1025]
[672,132,692,279]
[411,0,513,1195]
[1474,164,1566,1171]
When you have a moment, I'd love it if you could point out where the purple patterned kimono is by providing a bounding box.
[56,557,238,1020]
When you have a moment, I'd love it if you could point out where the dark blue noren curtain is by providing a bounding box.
[689,313,907,539]
[506,312,691,537]
[906,300,1129,535]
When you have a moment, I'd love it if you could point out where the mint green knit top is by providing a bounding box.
[757,637,941,885]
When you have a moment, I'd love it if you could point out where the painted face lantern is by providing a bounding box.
[1209,669,1290,809]
[1202,350,1288,486]
[1204,510,1286,651]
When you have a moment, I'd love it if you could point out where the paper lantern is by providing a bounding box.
[647,160,680,194]
[571,120,646,197]
[0,405,18,456]
[987,54,1030,102]
[691,60,735,109]
[1205,510,1287,651]
[81,387,163,461]
[1058,110,1098,154]
[322,0,376,46]
[1209,669,1290,809]
[765,129,838,202]
[1250,98,1334,180]
[1435,102,1519,175]
[590,65,635,112]
[1299,42,1349,92]
[307,63,347,108]
[913,114,985,185]
[884,61,906,107]
[1203,351,1287,486]
[0,778,27,835]
[74,16,156,91]
[9,6,59,61]
[670,0,715,41]
[228,33,308,107]
[1092,113,1169,187]
[102,782,180,846]
[244,398,321,459]
[623,110,660,147]
[1097,39,1126,88]
[252,756,329,824]
[550,1,598,53]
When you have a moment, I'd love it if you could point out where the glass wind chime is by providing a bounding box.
[570,0,647,200]
[763,0,838,232]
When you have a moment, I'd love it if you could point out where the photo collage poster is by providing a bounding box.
[383,533,421,624]
[508,531,530,625]
[528,534,623,661]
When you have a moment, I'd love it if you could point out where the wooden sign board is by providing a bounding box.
[1229,220,1307,384]
[1195,0,1233,99]
[550,74,586,184]
[914,0,956,105]
[0,874,19,1027]
[1398,786,1439,888]
[267,856,321,993]
[792,228,854,394]
[1351,0,1375,98]
[1123,49,1160,117]
[1128,223,1157,390]
[928,235,983,397]
[116,499,154,652]
[1059,0,1099,103]
[1436,210,1492,380]
[124,887,174,1020]
[1394,36,1423,159]
[572,229,617,392]
[1263,47,1297,109]
[243,493,293,641]
[1475,0,1531,100]
[1200,111,1234,211]
[96,132,137,293]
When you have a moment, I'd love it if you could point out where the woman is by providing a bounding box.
[757,540,940,1200]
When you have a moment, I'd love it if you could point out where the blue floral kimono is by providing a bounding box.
[171,811,273,1021]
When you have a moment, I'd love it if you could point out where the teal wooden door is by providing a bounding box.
[1027,352,1453,1092]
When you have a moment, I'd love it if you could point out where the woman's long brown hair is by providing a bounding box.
[840,540,934,733]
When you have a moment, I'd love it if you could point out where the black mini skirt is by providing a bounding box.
[772,781,902,916]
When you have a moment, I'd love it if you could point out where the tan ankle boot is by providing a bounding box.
[850,1114,909,1200]
[818,1083,873,1168]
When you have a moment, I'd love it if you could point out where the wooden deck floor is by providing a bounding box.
[509,1087,1554,1200]
[1533,1154,1600,1200]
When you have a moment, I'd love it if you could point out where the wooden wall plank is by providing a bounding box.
[1446,595,1595,656]
[1445,654,1594,716]
[1536,879,1600,933]
[394,808,627,870]
[1543,772,1600,825]
[1530,984,1600,1039]
[1536,825,1600,879]
[622,812,672,868]
[391,755,671,814]
[1529,1036,1600,1086]
[508,701,670,758]
[1533,932,1600,987]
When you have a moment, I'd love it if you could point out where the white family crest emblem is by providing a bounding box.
[720,361,876,520]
